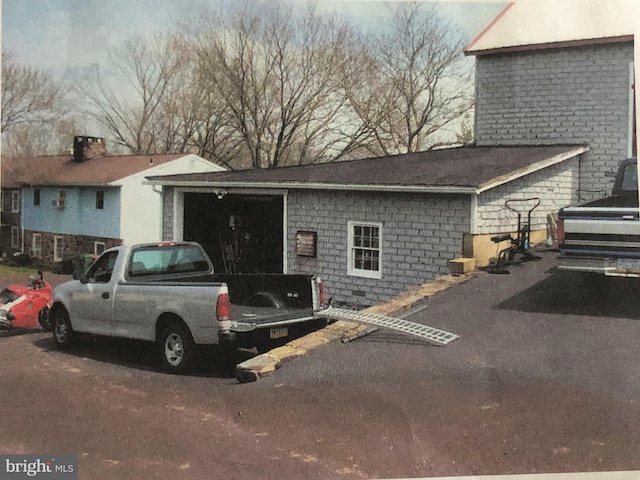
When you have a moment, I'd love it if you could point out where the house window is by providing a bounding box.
[52,190,66,208]
[11,191,20,213]
[96,190,104,210]
[32,234,42,258]
[347,221,382,279]
[33,189,41,206]
[11,226,20,250]
[94,242,106,255]
[54,236,64,262]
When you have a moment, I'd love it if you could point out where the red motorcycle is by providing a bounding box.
[0,271,53,331]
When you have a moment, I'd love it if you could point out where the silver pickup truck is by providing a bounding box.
[558,157,640,276]
[50,242,326,373]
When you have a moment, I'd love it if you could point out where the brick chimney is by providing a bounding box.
[73,136,107,162]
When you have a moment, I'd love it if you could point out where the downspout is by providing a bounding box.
[633,32,640,215]
[153,184,163,241]
[21,190,25,255]
[282,191,288,274]
[635,31,640,219]
[470,192,478,235]
[465,192,479,259]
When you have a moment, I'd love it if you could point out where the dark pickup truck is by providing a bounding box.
[558,157,640,276]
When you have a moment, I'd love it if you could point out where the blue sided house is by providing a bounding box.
[1,136,224,265]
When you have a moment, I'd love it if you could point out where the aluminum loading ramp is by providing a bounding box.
[316,307,459,346]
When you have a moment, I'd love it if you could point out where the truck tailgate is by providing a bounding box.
[229,305,316,332]
[560,206,640,275]
[561,207,640,257]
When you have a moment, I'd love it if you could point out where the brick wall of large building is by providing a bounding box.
[475,42,634,201]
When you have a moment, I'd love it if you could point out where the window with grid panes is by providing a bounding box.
[348,221,382,279]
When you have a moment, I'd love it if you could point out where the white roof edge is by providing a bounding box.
[143,180,477,195]
[476,146,589,194]
[465,0,636,56]
[110,154,223,186]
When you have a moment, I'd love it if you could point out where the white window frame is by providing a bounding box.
[94,241,106,255]
[11,191,20,213]
[347,221,383,279]
[32,234,42,258]
[54,236,64,262]
[11,226,20,250]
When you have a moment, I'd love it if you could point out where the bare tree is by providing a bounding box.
[349,3,474,155]
[193,4,361,168]
[66,1,474,166]
[77,34,190,155]
[1,51,80,157]
[1,51,65,133]
[2,119,80,158]
[171,35,246,169]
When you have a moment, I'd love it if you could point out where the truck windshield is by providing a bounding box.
[620,162,638,192]
[128,244,210,277]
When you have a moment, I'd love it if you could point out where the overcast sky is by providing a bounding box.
[2,0,507,74]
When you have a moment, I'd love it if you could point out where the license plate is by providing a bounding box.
[617,258,640,273]
[270,327,288,339]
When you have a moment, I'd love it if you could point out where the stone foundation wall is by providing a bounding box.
[23,230,121,266]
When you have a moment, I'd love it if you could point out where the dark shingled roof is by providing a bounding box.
[147,145,588,193]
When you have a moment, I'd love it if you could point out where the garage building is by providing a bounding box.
[148,145,586,307]
[148,145,587,307]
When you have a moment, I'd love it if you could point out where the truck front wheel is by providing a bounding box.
[159,322,195,374]
[52,308,74,349]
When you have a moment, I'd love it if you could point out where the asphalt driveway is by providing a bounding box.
[249,247,640,476]
[1,248,640,479]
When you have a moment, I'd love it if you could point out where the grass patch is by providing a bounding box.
[0,264,42,278]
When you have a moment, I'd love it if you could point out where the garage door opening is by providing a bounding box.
[183,193,284,274]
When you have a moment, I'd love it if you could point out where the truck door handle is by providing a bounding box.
[102,292,110,299]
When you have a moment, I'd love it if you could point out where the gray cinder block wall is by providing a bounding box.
[474,42,634,201]
[287,190,471,307]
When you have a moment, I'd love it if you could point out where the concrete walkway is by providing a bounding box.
[235,271,477,382]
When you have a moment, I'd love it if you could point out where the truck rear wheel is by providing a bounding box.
[158,322,195,374]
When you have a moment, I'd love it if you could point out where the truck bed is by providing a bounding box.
[128,271,321,335]
[149,272,317,310]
